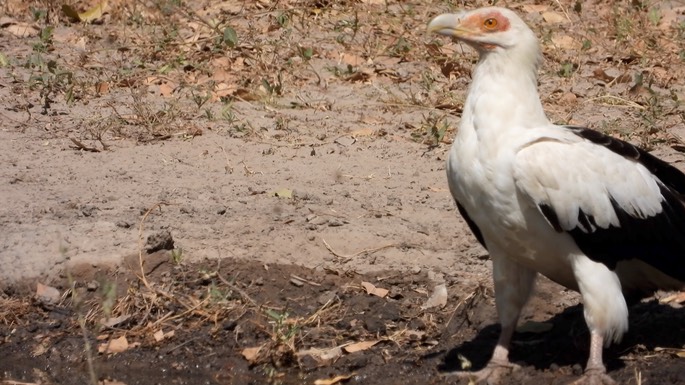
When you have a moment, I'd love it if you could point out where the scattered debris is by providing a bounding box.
[421,284,447,310]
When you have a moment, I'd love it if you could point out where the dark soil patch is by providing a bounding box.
[2,257,684,385]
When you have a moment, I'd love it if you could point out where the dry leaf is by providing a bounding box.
[350,128,375,137]
[421,284,447,310]
[32,339,50,357]
[272,188,293,199]
[340,53,365,66]
[314,374,355,385]
[95,81,110,95]
[343,340,379,353]
[241,346,262,362]
[542,11,568,24]
[99,336,129,354]
[360,281,388,298]
[101,314,130,328]
[5,23,40,37]
[593,68,615,83]
[655,347,685,358]
[159,82,174,97]
[659,292,685,304]
[297,346,343,363]
[520,5,549,13]
[551,35,577,50]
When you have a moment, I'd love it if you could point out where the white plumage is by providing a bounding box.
[428,7,685,385]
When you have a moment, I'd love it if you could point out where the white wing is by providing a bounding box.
[513,137,662,233]
[512,127,685,281]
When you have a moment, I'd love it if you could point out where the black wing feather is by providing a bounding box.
[456,200,487,249]
[540,126,685,282]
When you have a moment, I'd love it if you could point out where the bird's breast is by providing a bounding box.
[447,134,578,287]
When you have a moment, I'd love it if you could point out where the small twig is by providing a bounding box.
[321,238,399,262]
[241,160,260,176]
[219,146,234,174]
[216,270,259,308]
[290,274,321,287]
[163,336,202,354]
[585,95,645,110]
[553,0,571,22]
[69,138,101,152]
[137,202,172,290]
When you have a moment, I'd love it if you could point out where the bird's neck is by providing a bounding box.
[460,49,549,139]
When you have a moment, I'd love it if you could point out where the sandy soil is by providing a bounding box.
[1,0,685,384]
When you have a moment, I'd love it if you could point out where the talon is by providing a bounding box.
[443,361,520,384]
[570,370,617,385]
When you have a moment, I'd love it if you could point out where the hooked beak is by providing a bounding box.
[427,13,472,39]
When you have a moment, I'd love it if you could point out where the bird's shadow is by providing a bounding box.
[438,300,685,373]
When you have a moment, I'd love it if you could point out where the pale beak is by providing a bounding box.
[427,13,468,37]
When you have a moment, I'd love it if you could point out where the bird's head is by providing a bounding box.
[428,7,540,66]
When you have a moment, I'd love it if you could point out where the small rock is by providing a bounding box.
[35,283,61,304]
[572,364,583,376]
[290,278,304,287]
[364,317,386,334]
[408,318,426,331]
[317,290,337,305]
[115,221,131,229]
[421,284,448,310]
[327,218,345,227]
[388,286,403,299]
[308,216,328,226]
[86,281,99,291]
[146,230,174,253]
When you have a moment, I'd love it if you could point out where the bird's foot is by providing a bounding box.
[570,367,616,385]
[443,359,521,385]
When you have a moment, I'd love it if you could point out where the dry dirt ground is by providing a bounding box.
[1,0,685,384]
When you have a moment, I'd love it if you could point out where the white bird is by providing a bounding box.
[428,7,685,385]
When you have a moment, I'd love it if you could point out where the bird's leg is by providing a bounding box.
[571,256,626,385]
[444,255,536,384]
[488,321,516,367]
[570,331,616,385]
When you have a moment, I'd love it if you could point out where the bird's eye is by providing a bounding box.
[483,18,498,30]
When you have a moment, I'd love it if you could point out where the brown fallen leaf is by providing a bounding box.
[98,335,129,354]
[551,35,578,50]
[314,373,355,385]
[100,314,131,328]
[521,4,549,13]
[4,22,40,37]
[32,338,50,357]
[659,292,685,304]
[593,68,615,83]
[158,82,174,97]
[296,346,343,363]
[350,128,375,137]
[360,281,388,298]
[343,340,379,353]
[241,346,262,362]
[542,11,568,24]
